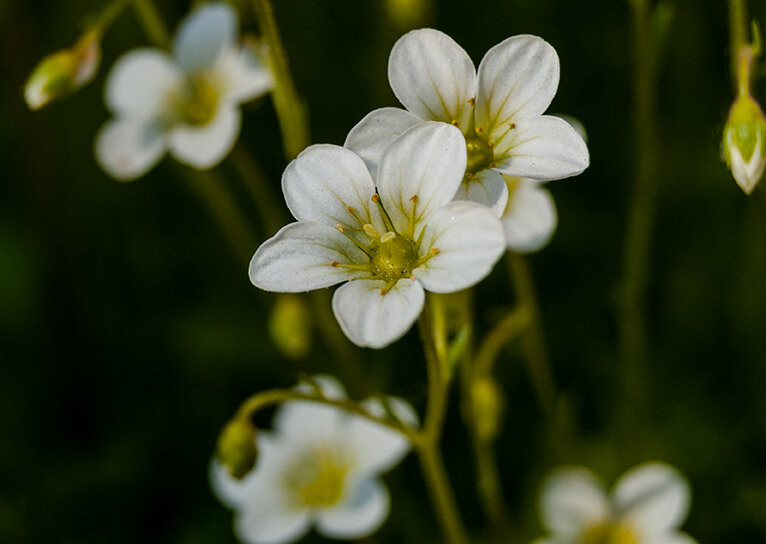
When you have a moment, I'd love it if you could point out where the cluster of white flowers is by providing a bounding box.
[95,3,273,180]
[211,376,416,544]
[534,462,698,544]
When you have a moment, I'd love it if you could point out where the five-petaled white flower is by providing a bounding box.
[211,375,416,544]
[345,28,589,220]
[249,122,505,349]
[533,462,699,544]
[95,2,273,180]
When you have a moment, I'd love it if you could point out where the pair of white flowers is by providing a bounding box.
[95,3,272,180]
[250,28,589,348]
[211,376,416,544]
[536,462,698,544]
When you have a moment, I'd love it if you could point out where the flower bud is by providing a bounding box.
[723,93,766,194]
[269,294,311,360]
[24,33,100,111]
[216,418,258,480]
[470,377,504,442]
[385,0,432,30]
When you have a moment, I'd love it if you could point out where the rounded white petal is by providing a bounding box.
[388,28,476,127]
[168,104,241,168]
[345,402,413,474]
[249,222,368,292]
[502,179,557,252]
[475,35,559,135]
[344,107,423,179]
[235,494,310,544]
[539,467,609,535]
[273,399,344,447]
[414,201,504,293]
[492,115,589,181]
[94,118,166,181]
[295,374,347,400]
[105,49,182,118]
[332,278,425,349]
[613,462,691,533]
[377,122,467,238]
[174,2,236,72]
[316,478,390,539]
[218,45,274,104]
[453,169,509,217]
[282,144,385,233]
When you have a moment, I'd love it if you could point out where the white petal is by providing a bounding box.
[377,122,466,238]
[502,178,557,252]
[316,478,390,539]
[388,28,476,127]
[295,374,347,400]
[168,104,241,168]
[235,483,310,544]
[94,118,166,181]
[174,2,236,72]
[539,467,609,535]
[344,107,423,179]
[249,222,368,292]
[414,201,504,293]
[105,49,182,118]
[281,144,385,234]
[218,45,274,104]
[273,399,344,447]
[345,401,413,474]
[332,278,425,349]
[492,116,589,181]
[475,35,559,135]
[453,169,509,217]
[613,462,691,533]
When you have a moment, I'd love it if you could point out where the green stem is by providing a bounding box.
[472,435,505,530]
[473,305,530,378]
[249,0,310,159]
[506,253,557,419]
[416,300,470,544]
[132,0,169,47]
[729,0,748,79]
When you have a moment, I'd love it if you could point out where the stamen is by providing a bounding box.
[346,205,364,225]
[467,97,476,106]
[489,162,496,168]
[465,172,473,179]
[363,223,379,239]
[475,126,484,134]
[450,119,458,126]
[333,262,372,272]
[414,247,440,268]
[336,224,374,256]
[380,231,396,243]
[331,261,339,267]
[488,141,494,149]
[379,279,398,295]
[491,122,518,147]
[408,194,418,238]
[371,193,396,233]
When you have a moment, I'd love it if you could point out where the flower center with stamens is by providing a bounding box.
[582,523,639,544]
[174,75,219,126]
[284,448,349,508]
[370,234,419,282]
[465,133,494,179]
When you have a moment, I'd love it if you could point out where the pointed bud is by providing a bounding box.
[216,418,258,480]
[470,377,504,442]
[24,32,100,111]
[723,93,766,194]
[269,294,311,360]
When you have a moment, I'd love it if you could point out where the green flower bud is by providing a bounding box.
[269,294,311,360]
[216,418,258,480]
[25,33,100,111]
[723,93,766,195]
[470,377,504,442]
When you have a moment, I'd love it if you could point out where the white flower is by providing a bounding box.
[211,376,417,544]
[534,462,699,544]
[249,122,505,348]
[95,2,273,181]
[345,28,589,217]
[501,176,557,253]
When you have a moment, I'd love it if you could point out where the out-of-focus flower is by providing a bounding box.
[501,176,557,253]
[723,92,766,194]
[345,28,589,216]
[25,31,101,110]
[533,462,698,544]
[268,294,312,360]
[249,122,505,349]
[95,2,273,181]
[211,376,417,544]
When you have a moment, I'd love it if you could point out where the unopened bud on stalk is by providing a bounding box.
[24,32,100,111]
[470,376,504,442]
[269,294,311,360]
[723,93,766,194]
[216,418,258,480]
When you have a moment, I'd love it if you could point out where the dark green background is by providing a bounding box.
[1,0,765,542]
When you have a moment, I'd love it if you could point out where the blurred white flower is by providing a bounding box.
[501,176,557,253]
[95,2,272,181]
[249,122,505,348]
[211,376,417,544]
[533,462,698,544]
[345,28,589,216]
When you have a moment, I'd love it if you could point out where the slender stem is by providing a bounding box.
[729,0,747,79]
[416,300,470,544]
[472,435,505,529]
[249,0,310,159]
[132,0,169,47]
[473,305,530,378]
[90,0,131,40]
[506,253,557,419]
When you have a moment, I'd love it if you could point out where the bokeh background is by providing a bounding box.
[2,0,766,542]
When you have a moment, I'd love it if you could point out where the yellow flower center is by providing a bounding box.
[464,133,494,178]
[370,234,419,283]
[582,523,640,544]
[284,448,349,508]
[173,75,219,126]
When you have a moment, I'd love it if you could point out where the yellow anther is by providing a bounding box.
[509,122,516,130]
[488,141,494,149]
[489,162,496,168]
[409,194,418,203]
[371,193,380,202]
[465,172,473,179]
[450,119,458,126]
[336,224,345,233]
[363,223,379,238]
[475,126,484,134]
[431,248,440,255]
[331,261,339,267]
[468,97,475,106]
[380,232,396,243]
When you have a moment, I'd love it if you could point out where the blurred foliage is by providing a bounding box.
[1,0,766,543]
